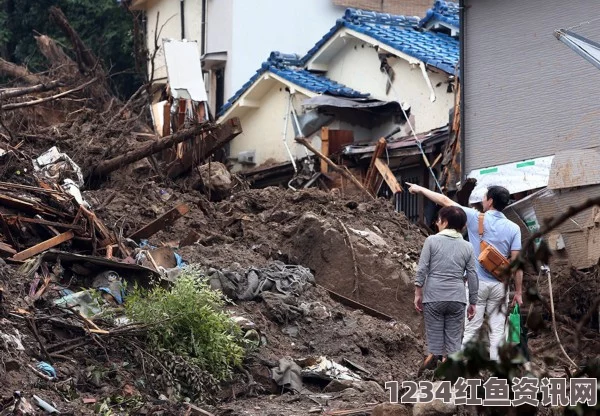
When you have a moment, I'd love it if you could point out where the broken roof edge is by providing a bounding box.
[302,8,459,75]
[342,124,449,155]
[418,0,460,31]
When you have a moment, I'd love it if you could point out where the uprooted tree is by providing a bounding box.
[0,4,241,184]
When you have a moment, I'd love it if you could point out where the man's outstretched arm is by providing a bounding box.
[406,182,459,207]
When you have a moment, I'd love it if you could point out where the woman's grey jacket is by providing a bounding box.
[415,233,478,305]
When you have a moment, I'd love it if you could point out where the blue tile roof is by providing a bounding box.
[218,52,368,117]
[303,8,459,74]
[219,6,459,117]
[419,1,460,30]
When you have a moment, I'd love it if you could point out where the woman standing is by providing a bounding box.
[414,206,478,370]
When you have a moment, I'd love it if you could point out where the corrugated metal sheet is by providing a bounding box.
[463,0,600,173]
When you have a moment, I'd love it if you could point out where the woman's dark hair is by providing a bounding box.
[438,206,467,231]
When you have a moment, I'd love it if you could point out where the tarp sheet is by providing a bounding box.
[467,156,554,204]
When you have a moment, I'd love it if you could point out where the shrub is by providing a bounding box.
[125,268,245,383]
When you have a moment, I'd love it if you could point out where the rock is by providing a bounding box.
[412,381,456,416]
[198,162,232,192]
[372,403,410,416]
[324,379,353,393]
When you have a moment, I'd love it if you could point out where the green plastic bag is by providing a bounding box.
[507,304,521,344]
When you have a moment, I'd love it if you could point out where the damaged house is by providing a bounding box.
[219,2,459,223]
[461,0,600,269]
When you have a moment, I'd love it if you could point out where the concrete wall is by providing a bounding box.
[145,0,203,82]
[229,84,310,172]
[325,38,454,134]
[206,0,233,101]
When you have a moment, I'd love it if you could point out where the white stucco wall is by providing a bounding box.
[229,0,346,98]
[325,38,454,134]
[206,0,233,98]
[145,0,203,82]
[229,84,310,172]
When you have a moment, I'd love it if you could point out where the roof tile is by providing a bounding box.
[419,1,460,30]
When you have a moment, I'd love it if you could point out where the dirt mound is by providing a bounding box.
[106,186,428,331]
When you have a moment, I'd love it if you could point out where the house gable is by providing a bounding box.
[323,36,455,134]
[304,8,459,75]
[218,52,368,120]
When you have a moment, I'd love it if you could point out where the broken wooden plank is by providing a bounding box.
[12,231,74,261]
[364,137,386,195]
[0,241,17,257]
[128,203,190,241]
[320,127,330,174]
[7,216,84,231]
[0,194,37,212]
[0,181,63,194]
[295,138,373,199]
[374,158,402,194]
[321,285,394,321]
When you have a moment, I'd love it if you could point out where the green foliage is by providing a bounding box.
[125,268,246,383]
[0,0,142,97]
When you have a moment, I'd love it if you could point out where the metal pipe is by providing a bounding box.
[459,0,466,183]
[419,62,437,102]
[201,0,207,55]
[282,94,298,174]
[180,0,185,40]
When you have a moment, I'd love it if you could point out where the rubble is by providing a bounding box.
[0,4,598,416]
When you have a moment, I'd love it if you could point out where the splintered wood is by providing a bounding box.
[0,181,123,261]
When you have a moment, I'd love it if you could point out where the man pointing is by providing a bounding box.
[406,183,523,361]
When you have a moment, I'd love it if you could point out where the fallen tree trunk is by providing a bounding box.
[49,6,98,74]
[0,58,47,85]
[1,78,98,111]
[0,80,64,101]
[35,35,78,72]
[89,118,243,178]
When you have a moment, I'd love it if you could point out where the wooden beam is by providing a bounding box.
[162,102,171,137]
[321,285,394,321]
[295,138,373,199]
[320,127,330,174]
[374,158,402,194]
[12,231,74,261]
[128,203,190,241]
[430,152,443,170]
[8,216,84,231]
[90,123,210,177]
[0,241,17,257]
[364,138,386,195]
